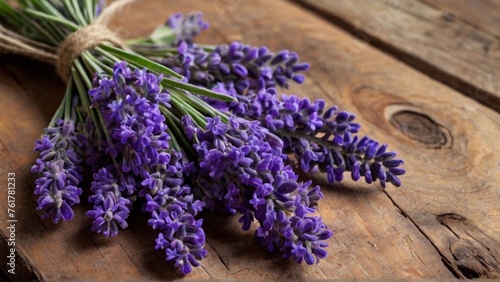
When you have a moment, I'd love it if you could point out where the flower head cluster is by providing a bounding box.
[143,151,207,275]
[31,119,84,223]
[85,62,171,236]
[184,115,332,264]
[86,166,133,237]
[167,12,209,46]
[86,62,207,273]
[89,62,171,177]
[222,87,405,187]
[256,93,404,187]
[160,40,309,95]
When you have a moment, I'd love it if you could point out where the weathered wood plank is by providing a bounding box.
[292,0,500,113]
[1,0,499,280]
[422,0,500,38]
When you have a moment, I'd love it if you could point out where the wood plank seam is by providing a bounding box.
[421,0,500,39]
[289,0,500,114]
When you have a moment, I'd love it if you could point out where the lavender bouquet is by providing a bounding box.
[0,0,405,275]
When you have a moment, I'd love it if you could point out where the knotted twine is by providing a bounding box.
[0,0,136,82]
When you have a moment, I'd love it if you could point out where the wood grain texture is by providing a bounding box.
[422,0,500,38]
[1,0,499,280]
[292,0,500,113]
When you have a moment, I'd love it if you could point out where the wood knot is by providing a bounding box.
[436,213,500,278]
[441,12,456,22]
[437,213,467,224]
[389,110,451,148]
[450,239,500,278]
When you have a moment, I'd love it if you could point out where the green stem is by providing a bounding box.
[48,96,66,128]
[64,78,73,121]
[76,108,85,131]
[0,1,25,27]
[72,67,103,144]
[198,44,218,52]
[25,9,79,31]
[74,57,93,89]
[74,60,122,175]
[95,47,122,65]
[82,51,111,74]
[19,13,60,45]
[74,59,115,152]
[98,44,183,79]
[99,46,234,102]
[83,0,93,22]
[70,0,88,25]
[170,94,206,128]
[162,77,236,102]
[160,105,196,157]
[178,90,229,123]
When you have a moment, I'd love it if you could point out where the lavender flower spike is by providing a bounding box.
[160,41,310,94]
[184,115,332,264]
[86,166,133,237]
[229,88,405,187]
[143,152,207,274]
[32,119,84,224]
[167,12,209,45]
[89,62,207,272]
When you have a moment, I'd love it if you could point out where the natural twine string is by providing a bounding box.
[56,24,123,80]
[0,0,136,81]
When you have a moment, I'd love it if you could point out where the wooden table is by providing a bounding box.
[1,0,499,280]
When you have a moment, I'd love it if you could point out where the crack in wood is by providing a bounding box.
[379,191,463,278]
[205,238,229,271]
[118,243,142,275]
[200,265,213,278]
[437,214,463,238]
[215,250,230,270]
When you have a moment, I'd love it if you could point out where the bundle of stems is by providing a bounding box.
[0,0,405,275]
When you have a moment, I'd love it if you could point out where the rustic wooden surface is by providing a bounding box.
[423,0,500,38]
[293,0,500,113]
[1,0,499,280]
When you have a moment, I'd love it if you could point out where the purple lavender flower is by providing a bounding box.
[85,62,172,238]
[183,115,332,264]
[258,93,405,188]
[250,92,399,186]
[34,160,81,223]
[138,15,405,188]
[86,166,133,237]
[86,190,130,237]
[88,62,207,273]
[95,0,105,17]
[211,86,405,188]
[142,151,207,274]
[89,62,171,179]
[159,41,309,93]
[31,119,84,223]
[167,12,209,45]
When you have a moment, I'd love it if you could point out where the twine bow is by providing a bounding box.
[0,0,136,82]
